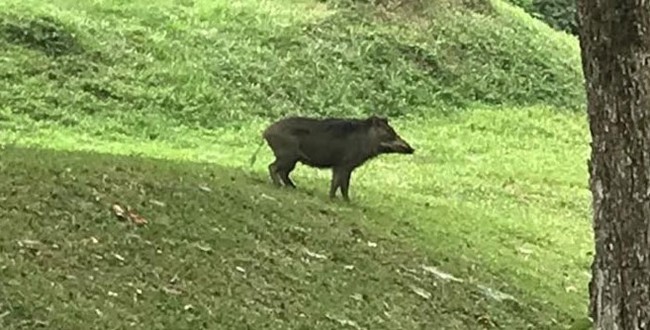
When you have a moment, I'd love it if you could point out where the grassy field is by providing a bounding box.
[0,0,593,329]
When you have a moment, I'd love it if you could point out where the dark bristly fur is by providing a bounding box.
[260,115,415,202]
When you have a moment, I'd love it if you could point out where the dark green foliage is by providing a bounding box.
[325,0,493,14]
[0,15,83,57]
[503,0,533,9]
[504,0,577,35]
[530,0,577,35]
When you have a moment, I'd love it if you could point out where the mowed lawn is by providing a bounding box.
[0,106,594,329]
[1,0,593,327]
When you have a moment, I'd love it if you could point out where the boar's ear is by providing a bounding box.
[368,115,388,126]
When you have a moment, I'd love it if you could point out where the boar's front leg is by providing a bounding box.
[330,167,352,202]
[338,168,352,202]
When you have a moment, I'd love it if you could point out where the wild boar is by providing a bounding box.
[251,115,415,202]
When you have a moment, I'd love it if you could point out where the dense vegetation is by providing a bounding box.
[504,0,577,35]
[1,0,583,131]
[0,0,592,329]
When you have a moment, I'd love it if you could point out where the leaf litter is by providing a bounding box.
[111,203,148,225]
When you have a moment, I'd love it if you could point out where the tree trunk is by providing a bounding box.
[576,0,650,328]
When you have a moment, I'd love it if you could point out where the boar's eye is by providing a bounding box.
[379,126,397,139]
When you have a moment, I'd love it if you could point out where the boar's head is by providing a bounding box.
[367,115,415,154]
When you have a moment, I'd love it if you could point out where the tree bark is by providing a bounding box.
[576,0,650,328]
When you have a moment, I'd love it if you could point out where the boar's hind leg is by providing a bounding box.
[264,133,300,188]
[276,159,298,188]
[268,161,282,187]
[268,159,298,188]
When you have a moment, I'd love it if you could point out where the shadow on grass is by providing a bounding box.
[0,145,558,329]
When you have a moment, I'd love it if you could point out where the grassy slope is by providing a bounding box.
[1,108,593,329]
[0,0,593,329]
[0,0,584,131]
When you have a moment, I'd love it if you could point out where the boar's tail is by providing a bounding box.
[248,139,266,167]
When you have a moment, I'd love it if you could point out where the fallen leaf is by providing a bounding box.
[477,284,517,302]
[162,287,182,295]
[516,246,533,256]
[565,285,577,293]
[260,193,277,202]
[421,265,464,283]
[303,248,327,260]
[149,199,166,207]
[19,239,42,247]
[111,204,127,221]
[33,320,49,327]
[350,293,364,301]
[325,314,361,329]
[410,285,431,300]
[196,244,212,252]
[127,209,148,225]
[477,314,495,327]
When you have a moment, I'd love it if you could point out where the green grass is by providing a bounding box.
[0,0,584,129]
[0,0,594,328]
[1,107,593,329]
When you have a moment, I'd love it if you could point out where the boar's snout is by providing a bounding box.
[381,136,415,154]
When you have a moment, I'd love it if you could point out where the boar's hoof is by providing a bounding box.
[329,194,351,203]
[268,164,282,187]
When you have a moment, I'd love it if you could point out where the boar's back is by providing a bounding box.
[283,117,368,138]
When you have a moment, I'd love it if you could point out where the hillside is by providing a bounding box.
[1,109,594,329]
[0,0,593,329]
[0,140,587,329]
[1,0,583,133]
